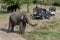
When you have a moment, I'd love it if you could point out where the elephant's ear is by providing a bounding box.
[21,15,24,20]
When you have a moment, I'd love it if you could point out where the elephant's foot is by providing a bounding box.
[7,30,11,33]
[10,29,14,32]
[19,31,25,34]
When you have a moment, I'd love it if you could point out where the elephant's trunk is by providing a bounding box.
[28,21,37,26]
[21,11,38,26]
[26,15,37,26]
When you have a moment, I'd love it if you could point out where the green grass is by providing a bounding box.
[0,9,10,21]
[22,31,60,40]
[22,19,60,40]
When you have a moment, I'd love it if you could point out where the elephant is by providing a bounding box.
[7,10,37,34]
[7,3,20,12]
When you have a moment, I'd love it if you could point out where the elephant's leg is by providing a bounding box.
[19,22,26,34]
[11,9,13,12]
[10,24,15,32]
[21,22,26,34]
[15,9,16,11]
[7,22,12,33]
[19,22,23,34]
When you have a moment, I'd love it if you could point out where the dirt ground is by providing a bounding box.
[0,10,60,40]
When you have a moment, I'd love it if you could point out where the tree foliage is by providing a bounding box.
[1,0,60,5]
[1,0,60,12]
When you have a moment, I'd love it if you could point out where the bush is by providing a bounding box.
[53,2,60,6]
[1,4,7,9]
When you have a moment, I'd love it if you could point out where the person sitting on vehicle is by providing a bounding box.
[33,3,50,19]
[35,4,47,15]
[41,5,50,19]
[33,3,43,16]
[36,4,42,11]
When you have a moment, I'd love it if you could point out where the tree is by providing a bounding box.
[1,0,21,5]
[21,0,33,12]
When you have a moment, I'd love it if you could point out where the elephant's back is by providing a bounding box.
[9,11,21,24]
[9,11,27,24]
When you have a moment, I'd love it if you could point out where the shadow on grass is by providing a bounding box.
[0,28,20,34]
[0,28,8,33]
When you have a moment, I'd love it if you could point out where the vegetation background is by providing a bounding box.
[0,0,60,40]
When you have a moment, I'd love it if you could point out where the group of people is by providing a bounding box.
[33,3,56,19]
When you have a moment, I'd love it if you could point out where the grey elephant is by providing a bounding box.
[7,10,37,34]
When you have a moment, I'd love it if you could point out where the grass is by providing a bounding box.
[22,20,60,40]
[22,31,60,40]
[0,4,60,40]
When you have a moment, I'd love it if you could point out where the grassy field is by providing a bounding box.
[0,4,60,40]
[22,20,60,40]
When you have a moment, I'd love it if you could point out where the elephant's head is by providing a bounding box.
[23,12,38,26]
